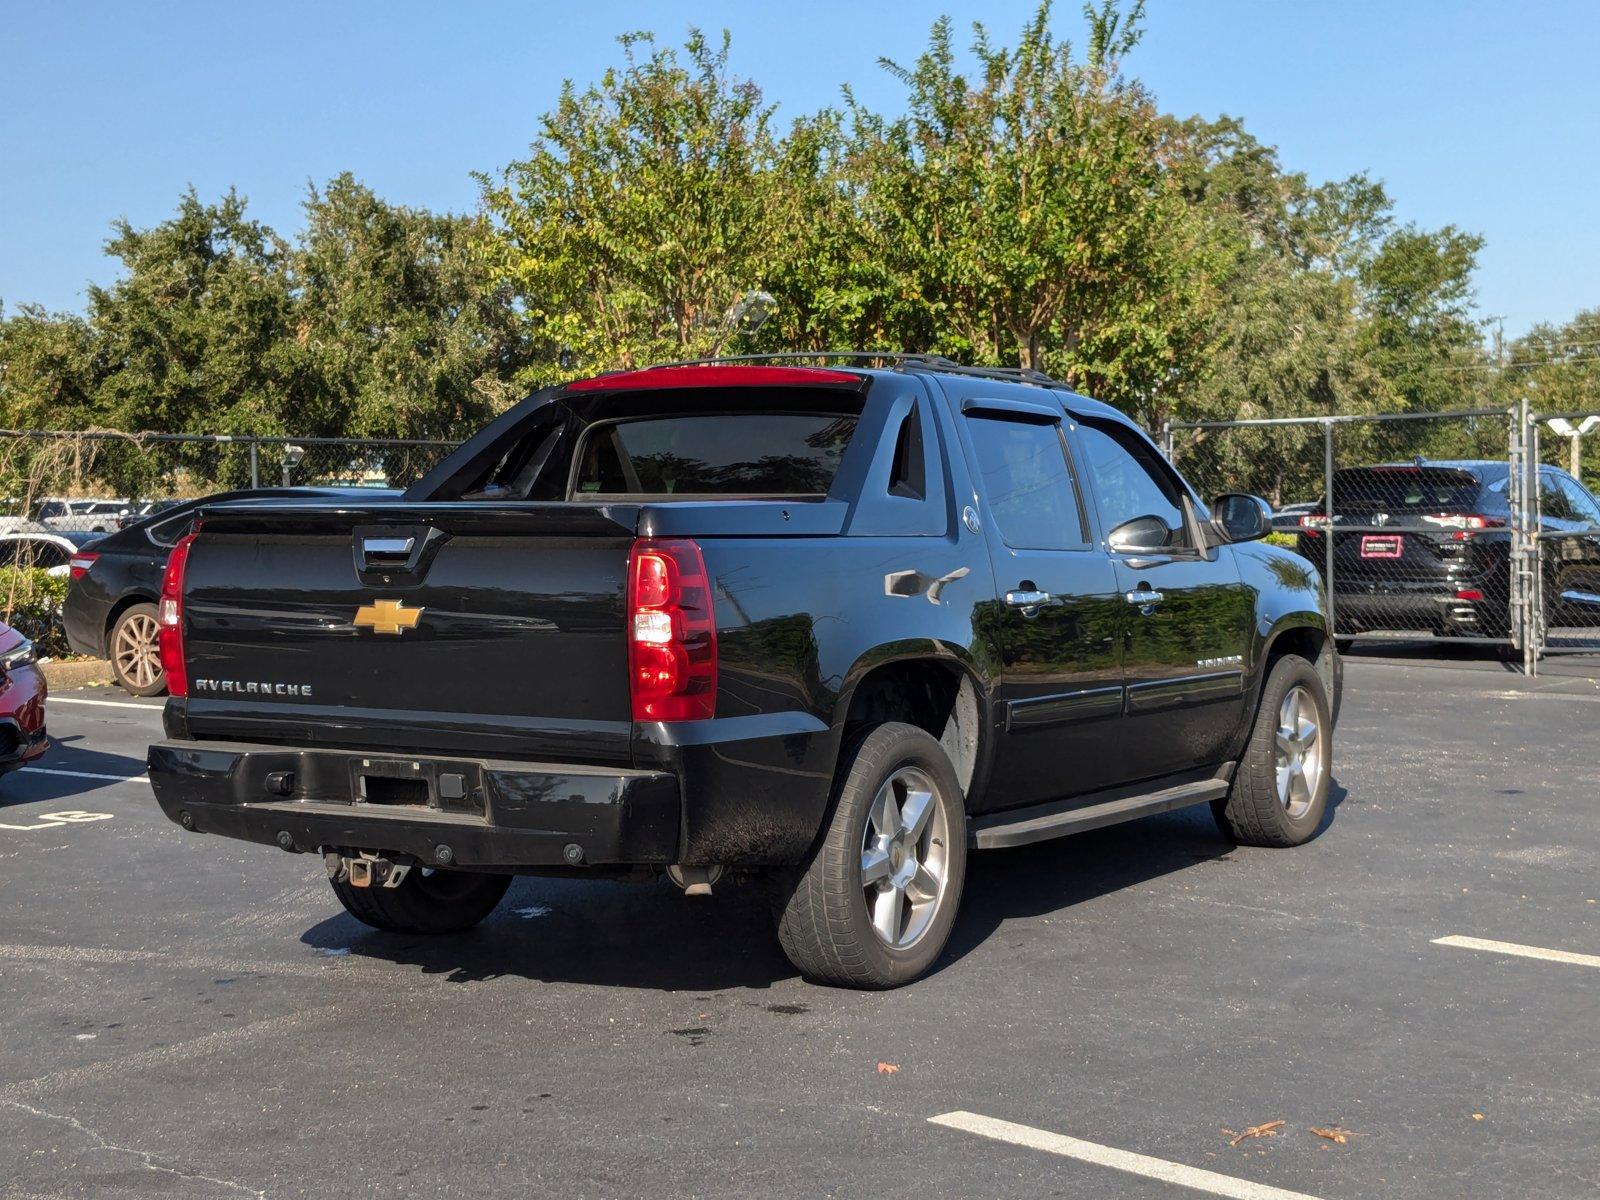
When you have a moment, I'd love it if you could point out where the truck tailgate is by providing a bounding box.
[175,501,642,762]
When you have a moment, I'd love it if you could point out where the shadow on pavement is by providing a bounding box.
[297,780,1348,992]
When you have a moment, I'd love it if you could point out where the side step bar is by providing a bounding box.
[968,768,1233,850]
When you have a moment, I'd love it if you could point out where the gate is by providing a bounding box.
[1165,408,1532,661]
[1525,408,1600,665]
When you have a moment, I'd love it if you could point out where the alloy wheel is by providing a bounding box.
[1274,684,1324,819]
[114,612,163,691]
[859,765,949,950]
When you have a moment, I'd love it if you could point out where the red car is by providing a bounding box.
[0,622,47,778]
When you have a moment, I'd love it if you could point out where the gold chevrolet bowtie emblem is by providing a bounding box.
[353,599,424,635]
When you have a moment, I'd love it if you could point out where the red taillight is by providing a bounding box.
[1299,514,1325,537]
[1455,589,1485,601]
[68,552,99,582]
[157,531,198,698]
[627,538,717,722]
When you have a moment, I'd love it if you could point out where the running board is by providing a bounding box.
[968,770,1233,850]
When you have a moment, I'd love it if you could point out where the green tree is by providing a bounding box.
[88,189,301,438]
[481,30,792,381]
[853,1,1218,423]
[294,174,527,440]
[0,303,102,429]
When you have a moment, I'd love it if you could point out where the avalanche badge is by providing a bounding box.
[353,599,424,635]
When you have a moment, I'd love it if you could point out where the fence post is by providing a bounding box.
[1522,399,1541,677]
[1323,419,1336,640]
[1159,421,1173,462]
[248,439,260,489]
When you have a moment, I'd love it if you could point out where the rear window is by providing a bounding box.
[1329,468,1485,512]
[573,413,857,497]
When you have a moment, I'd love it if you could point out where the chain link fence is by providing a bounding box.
[1166,408,1557,667]
[0,429,457,543]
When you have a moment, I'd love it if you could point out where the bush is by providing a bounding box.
[0,567,71,658]
[1263,531,1300,550]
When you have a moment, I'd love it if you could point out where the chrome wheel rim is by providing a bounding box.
[113,612,163,690]
[1274,685,1324,819]
[860,765,949,950]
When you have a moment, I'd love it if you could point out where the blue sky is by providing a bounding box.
[3,1,1597,337]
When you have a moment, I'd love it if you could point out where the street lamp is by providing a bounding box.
[1546,416,1600,478]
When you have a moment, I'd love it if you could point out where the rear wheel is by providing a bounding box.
[109,603,166,696]
[1214,655,1331,847]
[775,722,966,989]
[1334,637,1355,656]
[330,867,511,934]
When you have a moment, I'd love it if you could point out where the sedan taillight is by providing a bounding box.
[68,552,99,582]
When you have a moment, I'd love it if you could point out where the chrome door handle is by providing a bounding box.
[1005,589,1052,613]
[1125,589,1164,613]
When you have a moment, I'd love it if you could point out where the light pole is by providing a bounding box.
[1546,416,1600,479]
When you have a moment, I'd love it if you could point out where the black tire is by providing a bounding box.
[1334,637,1355,656]
[108,602,167,697]
[1213,655,1332,848]
[775,722,967,989]
[330,867,511,934]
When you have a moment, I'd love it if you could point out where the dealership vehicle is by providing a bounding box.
[0,622,47,779]
[116,498,189,530]
[64,487,400,696]
[146,359,1340,988]
[33,497,134,533]
[0,531,103,577]
[1296,460,1600,645]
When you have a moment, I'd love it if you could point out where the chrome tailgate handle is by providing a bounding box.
[362,536,415,562]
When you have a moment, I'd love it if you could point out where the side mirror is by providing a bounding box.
[1212,493,1272,543]
[1107,514,1173,553]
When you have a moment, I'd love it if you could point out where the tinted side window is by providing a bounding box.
[1559,475,1600,525]
[1540,472,1577,521]
[966,417,1087,551]
[1076,419,1190,549]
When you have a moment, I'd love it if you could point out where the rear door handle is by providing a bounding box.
[1125,589,1164,614]
[1005,589,1051,614]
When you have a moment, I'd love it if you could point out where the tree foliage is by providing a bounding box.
[0,0,1583,475]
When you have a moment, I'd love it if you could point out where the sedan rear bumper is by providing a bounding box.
[147,739,682,870]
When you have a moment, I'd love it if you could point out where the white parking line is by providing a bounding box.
[48,696,163,712]
[1432,934,1600,971]
[20,767,150,785]
[929,1112,1326,1200]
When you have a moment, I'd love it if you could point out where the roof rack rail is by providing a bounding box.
[643,352,1066,388]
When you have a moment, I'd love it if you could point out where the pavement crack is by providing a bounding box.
[5,1097,266,1199]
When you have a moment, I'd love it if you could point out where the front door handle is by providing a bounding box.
[1005,589,1051,616]
[1125,589,1164,614]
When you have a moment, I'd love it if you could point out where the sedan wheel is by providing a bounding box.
[110,604,166,696]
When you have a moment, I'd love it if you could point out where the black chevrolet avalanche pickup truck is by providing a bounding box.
[147,358,1341,988]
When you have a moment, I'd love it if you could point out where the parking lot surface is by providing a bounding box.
[3,653,1597,1199]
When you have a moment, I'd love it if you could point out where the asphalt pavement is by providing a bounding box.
[1,652,1596,1199]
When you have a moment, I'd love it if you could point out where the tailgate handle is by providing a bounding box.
[362,536,415,563]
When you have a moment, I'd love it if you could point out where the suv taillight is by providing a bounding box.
[68,552,99,582]
[158,531,198,698]
[628,538,717,722]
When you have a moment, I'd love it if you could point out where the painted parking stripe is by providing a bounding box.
[929,1112,1326,1200]
[1432,934,1600,971]
[48,696,163,711]
[21,767,150,784]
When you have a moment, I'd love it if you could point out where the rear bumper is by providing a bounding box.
[0,663,48,774]
[1333,581,1504,633]
[147,740,681,870]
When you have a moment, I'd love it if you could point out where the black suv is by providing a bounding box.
[1296,460,1600,643]
[147,359,1341,988]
